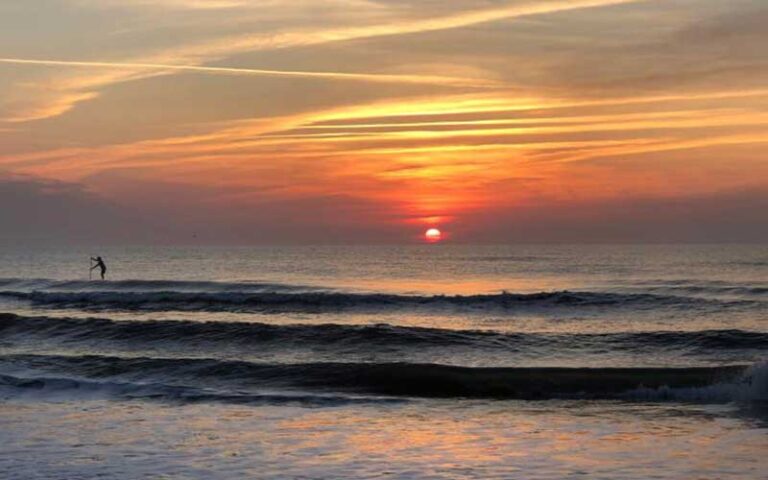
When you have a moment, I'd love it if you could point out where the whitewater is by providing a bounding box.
[0,244,766,479]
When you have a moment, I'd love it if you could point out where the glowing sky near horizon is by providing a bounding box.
[1,0,767,243]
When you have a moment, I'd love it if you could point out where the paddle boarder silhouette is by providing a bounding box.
[90,256,107,280]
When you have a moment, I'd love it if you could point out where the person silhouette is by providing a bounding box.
[90,256,107,280]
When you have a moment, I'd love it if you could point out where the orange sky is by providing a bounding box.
[1,0,766,243]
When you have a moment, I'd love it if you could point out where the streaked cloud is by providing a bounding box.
[0,57,501,95]
[1,0,766,242]
[0,0,641,123]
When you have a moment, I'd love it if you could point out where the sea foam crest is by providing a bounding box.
[625,361,768,403]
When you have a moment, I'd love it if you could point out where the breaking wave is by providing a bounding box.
[2,313,766,354]
[0,353,764,403]
[0,373,401,407]
[0,289,755,314]
[0,278,316,293]
[0,277,761,315]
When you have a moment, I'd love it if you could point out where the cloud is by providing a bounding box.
[1,0,767,244]
[0,57,500,94]
[76,169,410,244]
[0,0,641,122]
[462,187,768,243]
[74,0,250,9]
[0,175,156,244]
[5,173,765,245]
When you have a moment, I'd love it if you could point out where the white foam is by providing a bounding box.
[625,361,768,404]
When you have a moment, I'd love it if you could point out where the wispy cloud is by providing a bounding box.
[0,57,502,89]
[2,0,767,242]
[0,0,642,122]
[5,87,767,187]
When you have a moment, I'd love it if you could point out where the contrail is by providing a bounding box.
[0,57,501,88]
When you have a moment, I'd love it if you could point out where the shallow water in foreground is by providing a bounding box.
[0,244,766,478]
[2,400,766,480]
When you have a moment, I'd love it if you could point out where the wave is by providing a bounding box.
[457,255,544,262]
[0,277,761,314]
[651,286,767,297]
[628,281,768,297]
[0,288,754,314]
[0,278,316,293]
[2,313,767,354]
[0,373,400,407]
[731,260,768,267]
[1,353,764,403]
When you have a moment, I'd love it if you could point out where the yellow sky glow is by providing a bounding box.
[0,0,766,242]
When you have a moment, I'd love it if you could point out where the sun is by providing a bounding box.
[425,228,442,242]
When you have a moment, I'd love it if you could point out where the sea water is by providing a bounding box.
[0,244,766,479]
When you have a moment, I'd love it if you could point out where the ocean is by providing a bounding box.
[0,244,766,479]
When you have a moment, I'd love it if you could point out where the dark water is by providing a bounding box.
[0,245,766,479]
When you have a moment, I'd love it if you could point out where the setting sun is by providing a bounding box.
[425,228,442,242]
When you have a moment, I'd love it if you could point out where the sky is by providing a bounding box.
[1,0,767,244]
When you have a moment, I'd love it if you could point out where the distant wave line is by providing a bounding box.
[3,313,767,351]
[0,289,759,314]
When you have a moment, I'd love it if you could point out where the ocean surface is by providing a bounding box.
[0,244,766,479]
